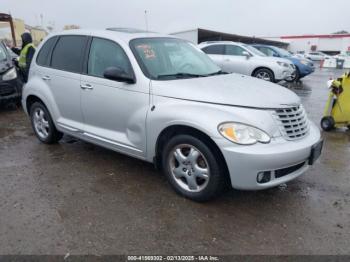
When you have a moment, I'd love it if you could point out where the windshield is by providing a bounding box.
[275,47,291,57]
[0,44,7,61]
[130,38,221,80]
[243,45,266,57]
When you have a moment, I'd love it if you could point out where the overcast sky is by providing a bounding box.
[2,0,350,36]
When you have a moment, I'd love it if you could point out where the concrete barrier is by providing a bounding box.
[322,58,337,68]
[344,58,350,69]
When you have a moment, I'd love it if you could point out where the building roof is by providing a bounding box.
[172,28,289,48]
[281,34,350,39]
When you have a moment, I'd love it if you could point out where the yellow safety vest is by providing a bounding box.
[18,43,35,69]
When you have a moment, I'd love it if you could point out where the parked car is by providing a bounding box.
[252,44,315,82]
[305,51,331,61]
[22,29,322,201]
[0,41,22,106]
[198,41,295,83]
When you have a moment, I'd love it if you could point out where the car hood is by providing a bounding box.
[151,73,301,109]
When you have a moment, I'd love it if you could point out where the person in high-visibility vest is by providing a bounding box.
[11,32,35,83]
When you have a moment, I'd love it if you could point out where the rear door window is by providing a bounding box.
[201,45,225,55]
[51,35,87,73]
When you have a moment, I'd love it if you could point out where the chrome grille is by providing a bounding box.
[273,105,309,140]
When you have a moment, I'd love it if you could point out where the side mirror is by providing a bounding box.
[103,67,135,84]
[273,53,280,57]
[242,51,251,59]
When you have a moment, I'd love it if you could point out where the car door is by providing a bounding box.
[40,35,87,132]
[201,44,225,67]
[221,44,250,75]
[80,37,149,158]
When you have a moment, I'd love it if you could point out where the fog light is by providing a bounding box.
[257,171,271,183]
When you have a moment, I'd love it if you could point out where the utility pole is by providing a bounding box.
[144,10,149,32]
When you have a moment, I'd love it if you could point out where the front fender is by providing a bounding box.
[146,95,279,161]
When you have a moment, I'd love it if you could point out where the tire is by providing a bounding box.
[253,68,275,82]
[320,116,335,131]
[161,134,228,202]
[30,102,63,144]
[285,68,300,83]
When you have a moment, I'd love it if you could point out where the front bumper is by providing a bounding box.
[214,121,321,190]
[274,66,295,81]
[299,65,315,78]
[0,78,23,103]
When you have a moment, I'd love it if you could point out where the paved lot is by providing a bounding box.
[0,68,349,255]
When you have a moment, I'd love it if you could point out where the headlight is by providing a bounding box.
[2,67,17,81]
[277,61,289,68]
[218,122,271,145]
[300,60,309,66]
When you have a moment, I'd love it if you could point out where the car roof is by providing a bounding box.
[199,41,246,47]
[49,28,178,44]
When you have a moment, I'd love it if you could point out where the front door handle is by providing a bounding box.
[42,75,51,81]
[80,83,93,90]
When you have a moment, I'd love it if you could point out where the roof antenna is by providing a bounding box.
[144,10,149,32]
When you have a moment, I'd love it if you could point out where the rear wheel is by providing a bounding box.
[253,68,275,82]
[321,116,335,131]
[30,102,63,144]
[162,134,227,202]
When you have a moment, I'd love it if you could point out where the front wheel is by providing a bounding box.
[321,116,335,131]
[30,102,63,144]
[253,68,275,82]
[162,134,228,202]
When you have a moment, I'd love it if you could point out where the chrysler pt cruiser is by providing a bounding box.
[22,28,323,201]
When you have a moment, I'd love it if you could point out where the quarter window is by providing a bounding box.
[87,38,132,78]
[51,35,87,73]
[201,45,225,55]
[36,36,57,66]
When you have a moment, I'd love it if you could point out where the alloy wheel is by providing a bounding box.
[33,108,50,139]
[168,144,210,192]
[256,71,272,81]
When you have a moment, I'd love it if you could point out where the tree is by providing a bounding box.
[63,25,80,30]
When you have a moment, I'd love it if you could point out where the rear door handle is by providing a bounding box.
[42,75,51,81]
[80,83,93,90]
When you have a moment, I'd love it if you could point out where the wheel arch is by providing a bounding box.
[154,124,230,182]
[252,66,275,79]
[26,95,46,115]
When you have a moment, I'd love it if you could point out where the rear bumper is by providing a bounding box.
[213,121,321,190]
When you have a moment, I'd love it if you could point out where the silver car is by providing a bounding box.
[199,41,295,82]
[22,29,323,201]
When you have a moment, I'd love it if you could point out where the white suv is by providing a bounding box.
[199,41,295,82]
[22,29,322,201]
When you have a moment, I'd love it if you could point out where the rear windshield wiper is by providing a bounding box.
[156,72,206,79]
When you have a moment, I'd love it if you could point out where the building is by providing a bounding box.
[264,34,350,55]
[170,28,289,48]
[0,16,47,46]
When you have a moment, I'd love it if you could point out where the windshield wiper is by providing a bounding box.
[157,72,206,79]
[205,70,228,76]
